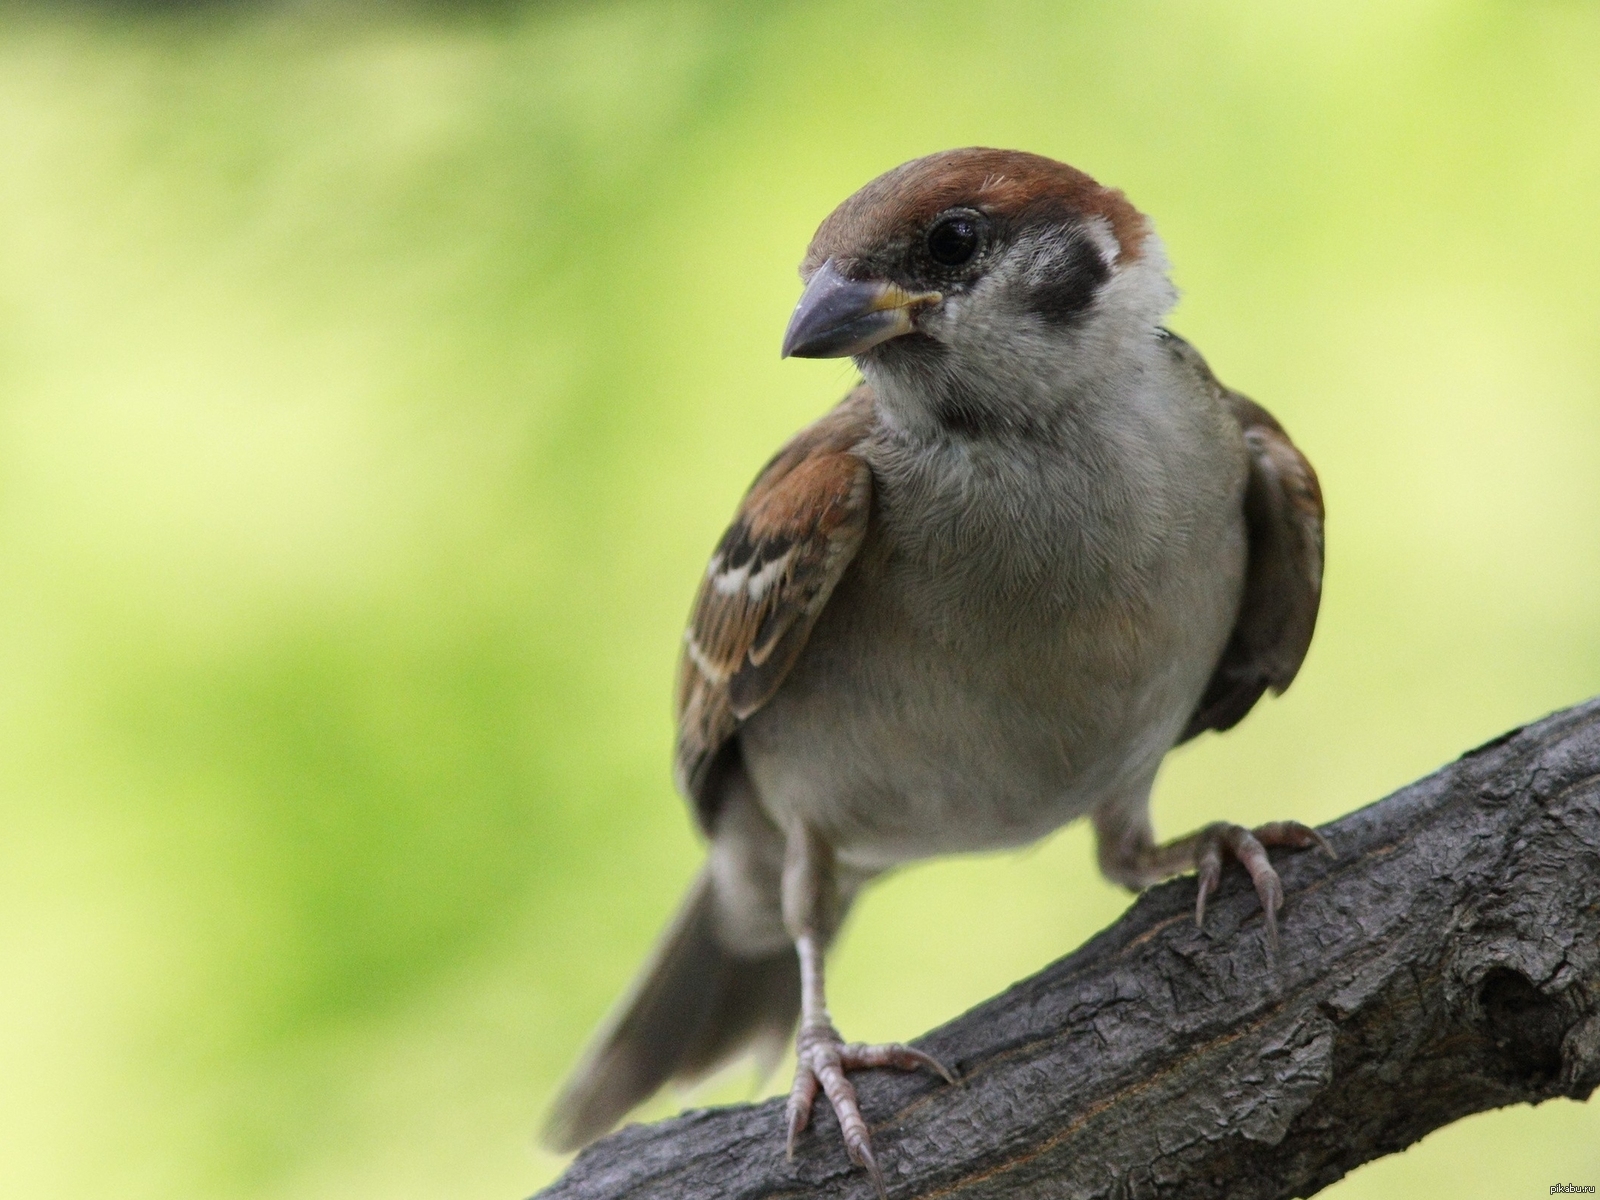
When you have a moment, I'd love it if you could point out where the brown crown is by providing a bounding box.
[802,148,1148,276]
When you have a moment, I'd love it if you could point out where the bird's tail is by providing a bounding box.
[541,865,801,1152]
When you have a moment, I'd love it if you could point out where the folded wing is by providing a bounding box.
[1169,335,1325,741]
[675,386,876,830]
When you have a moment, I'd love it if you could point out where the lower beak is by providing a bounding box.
[780,259,941,359]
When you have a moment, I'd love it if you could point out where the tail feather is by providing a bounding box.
[542,868,800,1152]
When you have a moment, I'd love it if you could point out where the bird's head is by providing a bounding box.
[781,148,1176,434]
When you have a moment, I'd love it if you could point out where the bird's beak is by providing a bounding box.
[780,259,942,359]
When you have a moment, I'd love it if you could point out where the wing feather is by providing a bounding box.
[1165,333,1325,742]
[675,387,875,830]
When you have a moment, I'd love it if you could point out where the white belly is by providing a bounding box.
[739,471,1246,870]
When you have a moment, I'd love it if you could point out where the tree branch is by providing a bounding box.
[538,699,1600,1199]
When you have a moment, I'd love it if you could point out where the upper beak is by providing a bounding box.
[780,259,942,359]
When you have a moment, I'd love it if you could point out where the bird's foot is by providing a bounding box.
[785,1017,956,1197]
[1193,820,1334,945]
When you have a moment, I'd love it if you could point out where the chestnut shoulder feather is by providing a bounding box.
[675,386,876,831]
[1162,331,1325,742]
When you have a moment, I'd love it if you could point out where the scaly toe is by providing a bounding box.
[847,1131,886,1198]
[785,1066,818,1159]
[785,1021,957,1192]
[1259,875,1283,948]
[1195,837,1224,928]
[1191,821,1297,942]
[839,1041,959,1086]
[1254,819,1336,860]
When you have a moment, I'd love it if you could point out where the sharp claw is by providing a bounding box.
[857,1140,886,1199]
[787,1028,955,1190]
[1167,817,1323,946]
[1195,859,1221,928]
[785,1054,817,1160]
[1254,819,1335,861]
[921,1051,959,1087]
[902,1047,958,1087]
[1257,872,1284,947]
[842,1041,958,1085]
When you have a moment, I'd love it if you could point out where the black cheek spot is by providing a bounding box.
[1030,235,1110,327]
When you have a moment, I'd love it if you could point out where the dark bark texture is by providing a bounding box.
[538,699,1600,1199]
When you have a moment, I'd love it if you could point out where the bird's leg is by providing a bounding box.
[781,825,955,1197]
[1093,804,1333,947]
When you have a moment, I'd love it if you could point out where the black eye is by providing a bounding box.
[926,214,980,266]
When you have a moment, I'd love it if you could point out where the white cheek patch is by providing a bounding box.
[863,221,1179,435]
[1080,215,1121,269]
[1097,229,1179,333]
[1016,228,1075,290]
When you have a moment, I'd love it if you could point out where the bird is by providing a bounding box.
[543,147,1330,1194]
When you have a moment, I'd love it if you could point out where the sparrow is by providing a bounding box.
[543,147,1330,1194]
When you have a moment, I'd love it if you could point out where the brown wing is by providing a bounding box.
[1168,335,1325,742]
[675,386,875,831]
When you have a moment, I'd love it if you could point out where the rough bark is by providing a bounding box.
[538,698,1600,1199]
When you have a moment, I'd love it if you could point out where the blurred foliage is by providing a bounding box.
[0,1,1596,1197]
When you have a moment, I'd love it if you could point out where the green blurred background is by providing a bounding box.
[1,1,1596,1196]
